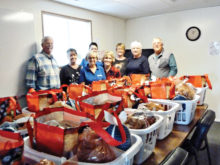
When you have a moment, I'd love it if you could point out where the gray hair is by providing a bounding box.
[85,51,98,60]
[130,41,142,49]
[41,36,53,44]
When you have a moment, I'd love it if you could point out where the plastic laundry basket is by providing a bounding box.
[138,99,180,140]
[173,95,200,125]
[23,134,142,165]
[124,109,163,164]
[196,87,208,105]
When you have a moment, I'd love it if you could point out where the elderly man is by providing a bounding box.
[148,38,177,78]
[26,36,60,90]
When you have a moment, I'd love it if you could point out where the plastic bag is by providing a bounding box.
[76,127,116,163]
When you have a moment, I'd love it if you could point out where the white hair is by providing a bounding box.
[130,41,142,49]
[152,37,163,44]
[41,36,53,44]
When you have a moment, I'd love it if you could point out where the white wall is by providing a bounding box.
[0,0,125,56]
[126,6,220,121]
[0,0,125,97]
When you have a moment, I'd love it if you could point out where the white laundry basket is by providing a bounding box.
[196,87,208,105]
[23,134,142,165]
[124,109,164,164]
[138,99,180,140]
[173,95,200,125]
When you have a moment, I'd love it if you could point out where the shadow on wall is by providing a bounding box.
[16,43,37,108]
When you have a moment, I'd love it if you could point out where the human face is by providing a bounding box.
[131,45,142,58]
[89,45,98,53]
[116,46,125,57]
[103,54,113,67]
[68,51,77,65]
[153,39,163,55]
[88,54,97,67]
[42,38,53,55]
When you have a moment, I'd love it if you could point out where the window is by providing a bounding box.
[42,11,92,66]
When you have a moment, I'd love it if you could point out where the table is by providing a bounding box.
[142,104,208,165]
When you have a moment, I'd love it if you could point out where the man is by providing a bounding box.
[148,38,177,78]
[80,42,103,68]
[26,36,60,90]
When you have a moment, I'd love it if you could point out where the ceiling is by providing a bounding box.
[53,0,220,19]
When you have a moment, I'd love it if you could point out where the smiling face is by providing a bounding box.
[131,45,142,58]
[116,45,125,58]
[103,54,113,67]
[42,38,53,55]
[68,51,77,65]
[88,52,98,67]
[152,38,163,55]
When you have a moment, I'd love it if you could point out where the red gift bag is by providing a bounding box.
[130,74,150,85]
[150,79,175,99]
[181,74,212,89]
[27,107,126,157]
[26,88,67,112]
[91,80,110,92]
[67,84,92,100]
[0,130,24,164]
[0,96,21,124]
[108,76,132,87]
[75,90,123,119]
[111,86,148,108]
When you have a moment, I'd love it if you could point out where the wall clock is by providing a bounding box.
[186,26,201,41]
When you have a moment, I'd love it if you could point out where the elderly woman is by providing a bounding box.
[103,51,121,80]
[79,51,106,85]
[60,48,81,85]
[113,43,128,76]
[125,41,150,75]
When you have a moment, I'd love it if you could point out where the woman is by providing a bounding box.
[60,48,81,85]
[103,51,121,80]
[80,42,103,68]
[79,51,106,85]
[125,41,150,75]
[113,43,128,76]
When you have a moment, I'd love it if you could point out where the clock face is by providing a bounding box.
[186,26,201,41]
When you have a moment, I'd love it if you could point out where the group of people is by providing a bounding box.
[25,36,177,90]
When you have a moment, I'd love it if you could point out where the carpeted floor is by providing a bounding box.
[188,122,220,165]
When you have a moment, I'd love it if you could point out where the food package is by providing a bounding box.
[125,112,156,129]
[75,127,116,163]
[175,83,196,100]
[142,102,165,111]
[35,159,57,165]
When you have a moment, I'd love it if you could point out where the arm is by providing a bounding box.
[25,57,37,90]
[101,67,106,80]
[59,67,66,85]
[142,57,151,74]
[79,69,86,84]
[168,54,177,76]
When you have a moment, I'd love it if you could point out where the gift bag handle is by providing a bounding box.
[81,111,126,146]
